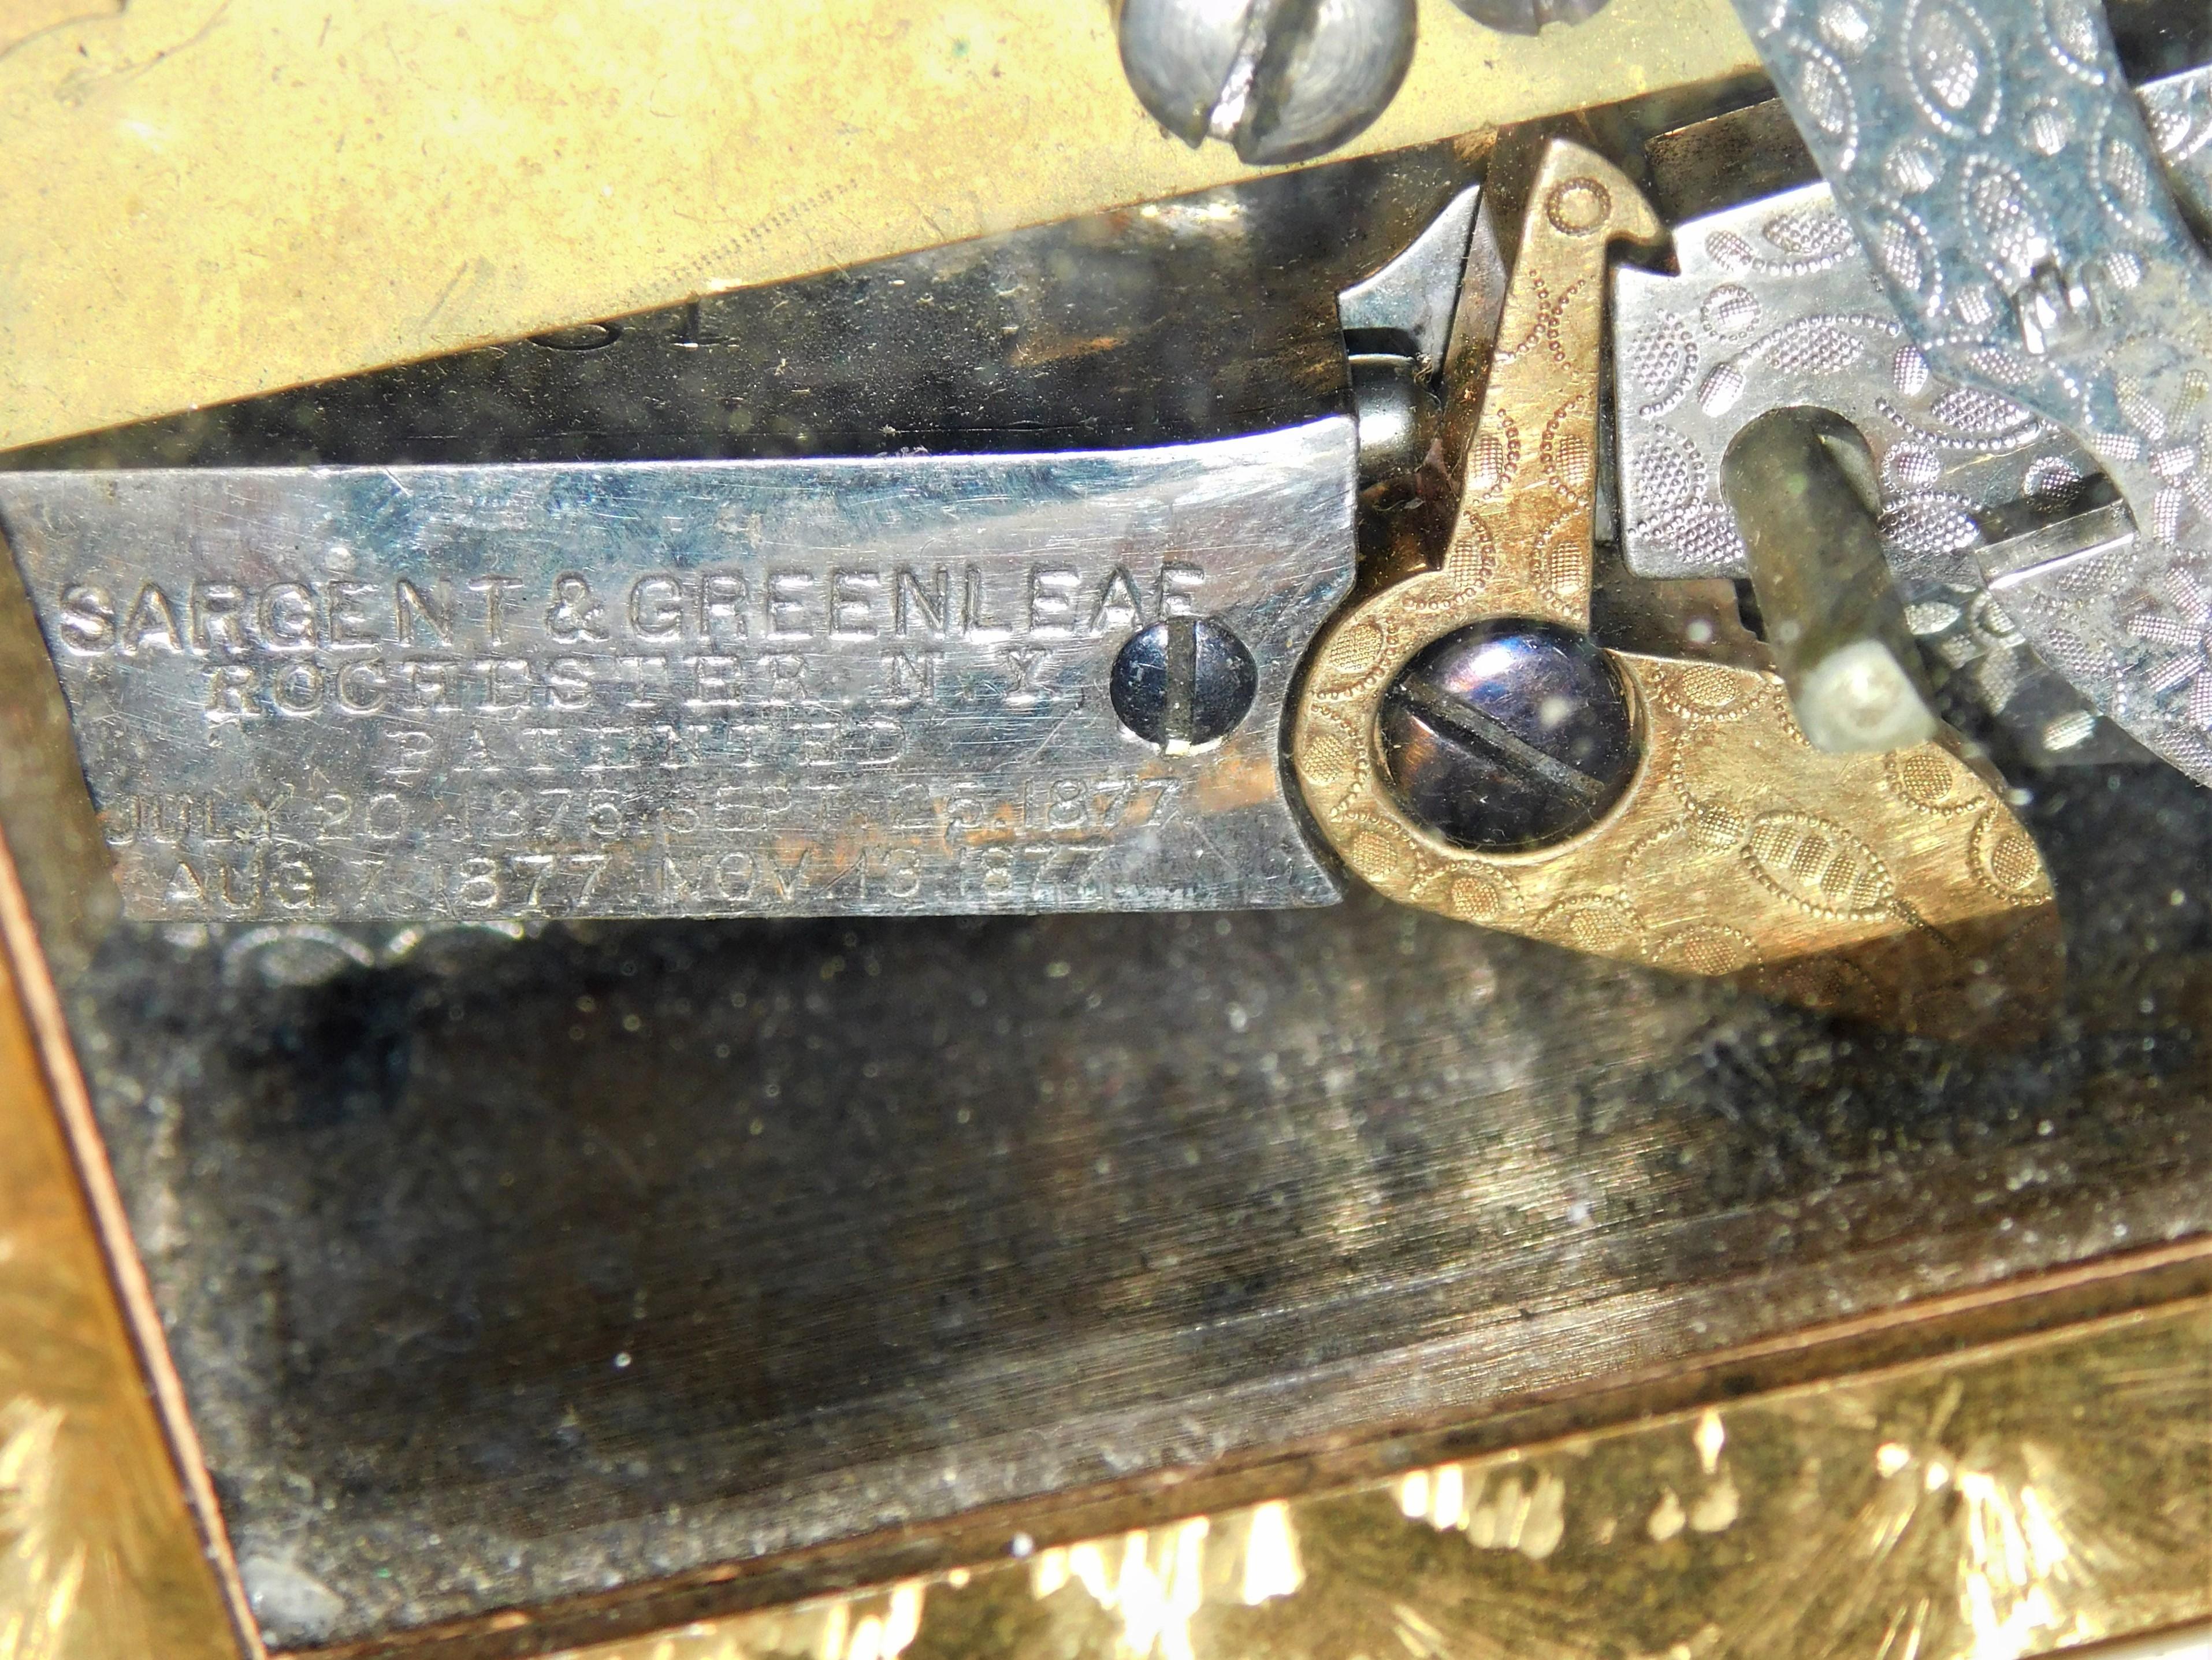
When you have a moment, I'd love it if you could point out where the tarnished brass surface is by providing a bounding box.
[0,0,118,57]
[0,0,1761,454]
[0,841,240,1657]
[535,1297,2212,1660]
[1291,140,2060,1039]
[0,473,111,984]
[0,21,2196,1656]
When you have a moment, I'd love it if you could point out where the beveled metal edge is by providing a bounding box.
[2,425,1358,924]
[277,1235,2212,1660]
[0,815,256,1655]
[521,1291,2212,1660]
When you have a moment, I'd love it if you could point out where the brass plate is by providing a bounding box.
[0,839,241,1655]
[1291,141,2059,1040]
[542,1295,2212,1660]
[0,0,1759,452]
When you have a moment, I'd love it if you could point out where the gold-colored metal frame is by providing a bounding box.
[1290,141,2060,1042]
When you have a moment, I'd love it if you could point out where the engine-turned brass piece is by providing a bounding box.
[1290,139,2060,1039]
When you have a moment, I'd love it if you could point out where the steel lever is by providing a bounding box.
[0,437,1358,920]
[0,184,1510,929]
[1730,3,2212,787]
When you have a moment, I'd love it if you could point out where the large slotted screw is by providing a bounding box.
[1378,619,1640,851]
[1116,0,1418,167]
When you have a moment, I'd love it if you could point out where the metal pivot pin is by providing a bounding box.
[1722,410,1940,756]
[1290,139,2061,1039]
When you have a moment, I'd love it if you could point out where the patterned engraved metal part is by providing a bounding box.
[0,427,1356,922]
[2140,63,2212,224]
[1723,2,2212,785]
[1615,179,2132,764]
[1292,139,2059,1038]
[1618,64,2212,767]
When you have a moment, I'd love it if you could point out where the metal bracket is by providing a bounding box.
[0,435,1356,922]
[1724,9,2212,786]
[1616,62,2212,772]
[1293,139,2059,1040]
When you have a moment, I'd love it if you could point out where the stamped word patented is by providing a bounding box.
[1,428,1356,916]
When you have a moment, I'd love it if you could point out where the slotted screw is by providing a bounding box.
[1116,0,1418,167]
[1378,619,1639,851]
[1111,616,1259,752]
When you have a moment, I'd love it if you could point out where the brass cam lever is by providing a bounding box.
[1291,139,2060,1041]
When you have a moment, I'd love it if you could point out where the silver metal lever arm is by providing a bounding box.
[1733,0,2212,783]
[0,177,1515,928]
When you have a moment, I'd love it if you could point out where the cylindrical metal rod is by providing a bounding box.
[1722,409,1940,754]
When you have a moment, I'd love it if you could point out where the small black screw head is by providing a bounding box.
[1111,616,1258,752]
[1378,618,1638,851]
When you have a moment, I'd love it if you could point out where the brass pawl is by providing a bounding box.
[1291,138,2061,1040]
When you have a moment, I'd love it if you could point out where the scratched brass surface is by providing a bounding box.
[533,1298,2212,1660]
[0,856,239,1657]
[0,0,118,55]
[0,0,1759,454]
[1291,141,2059,1040]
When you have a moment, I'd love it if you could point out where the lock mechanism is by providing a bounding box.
[1291,139,2060,1040]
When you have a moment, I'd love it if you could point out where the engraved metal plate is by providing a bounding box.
[1613,179,2132,761]
[1717,5,2212,786]
[1615,64,2212,769]
[0,423,1356,920]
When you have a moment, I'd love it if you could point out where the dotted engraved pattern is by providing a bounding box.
[1731,0,2212,784]
[1291,141,2058,1034]
[1616,65,2212,766]
[1612,181,2114,762]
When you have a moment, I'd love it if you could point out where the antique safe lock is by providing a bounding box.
[0,3,2206,1659]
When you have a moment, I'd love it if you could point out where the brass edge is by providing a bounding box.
[280,1237,2212,1660]
[0,525,116,985]
[0,821,256,1657]
[2059,1620,2212,1660]
[533,1292,2209,1658]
